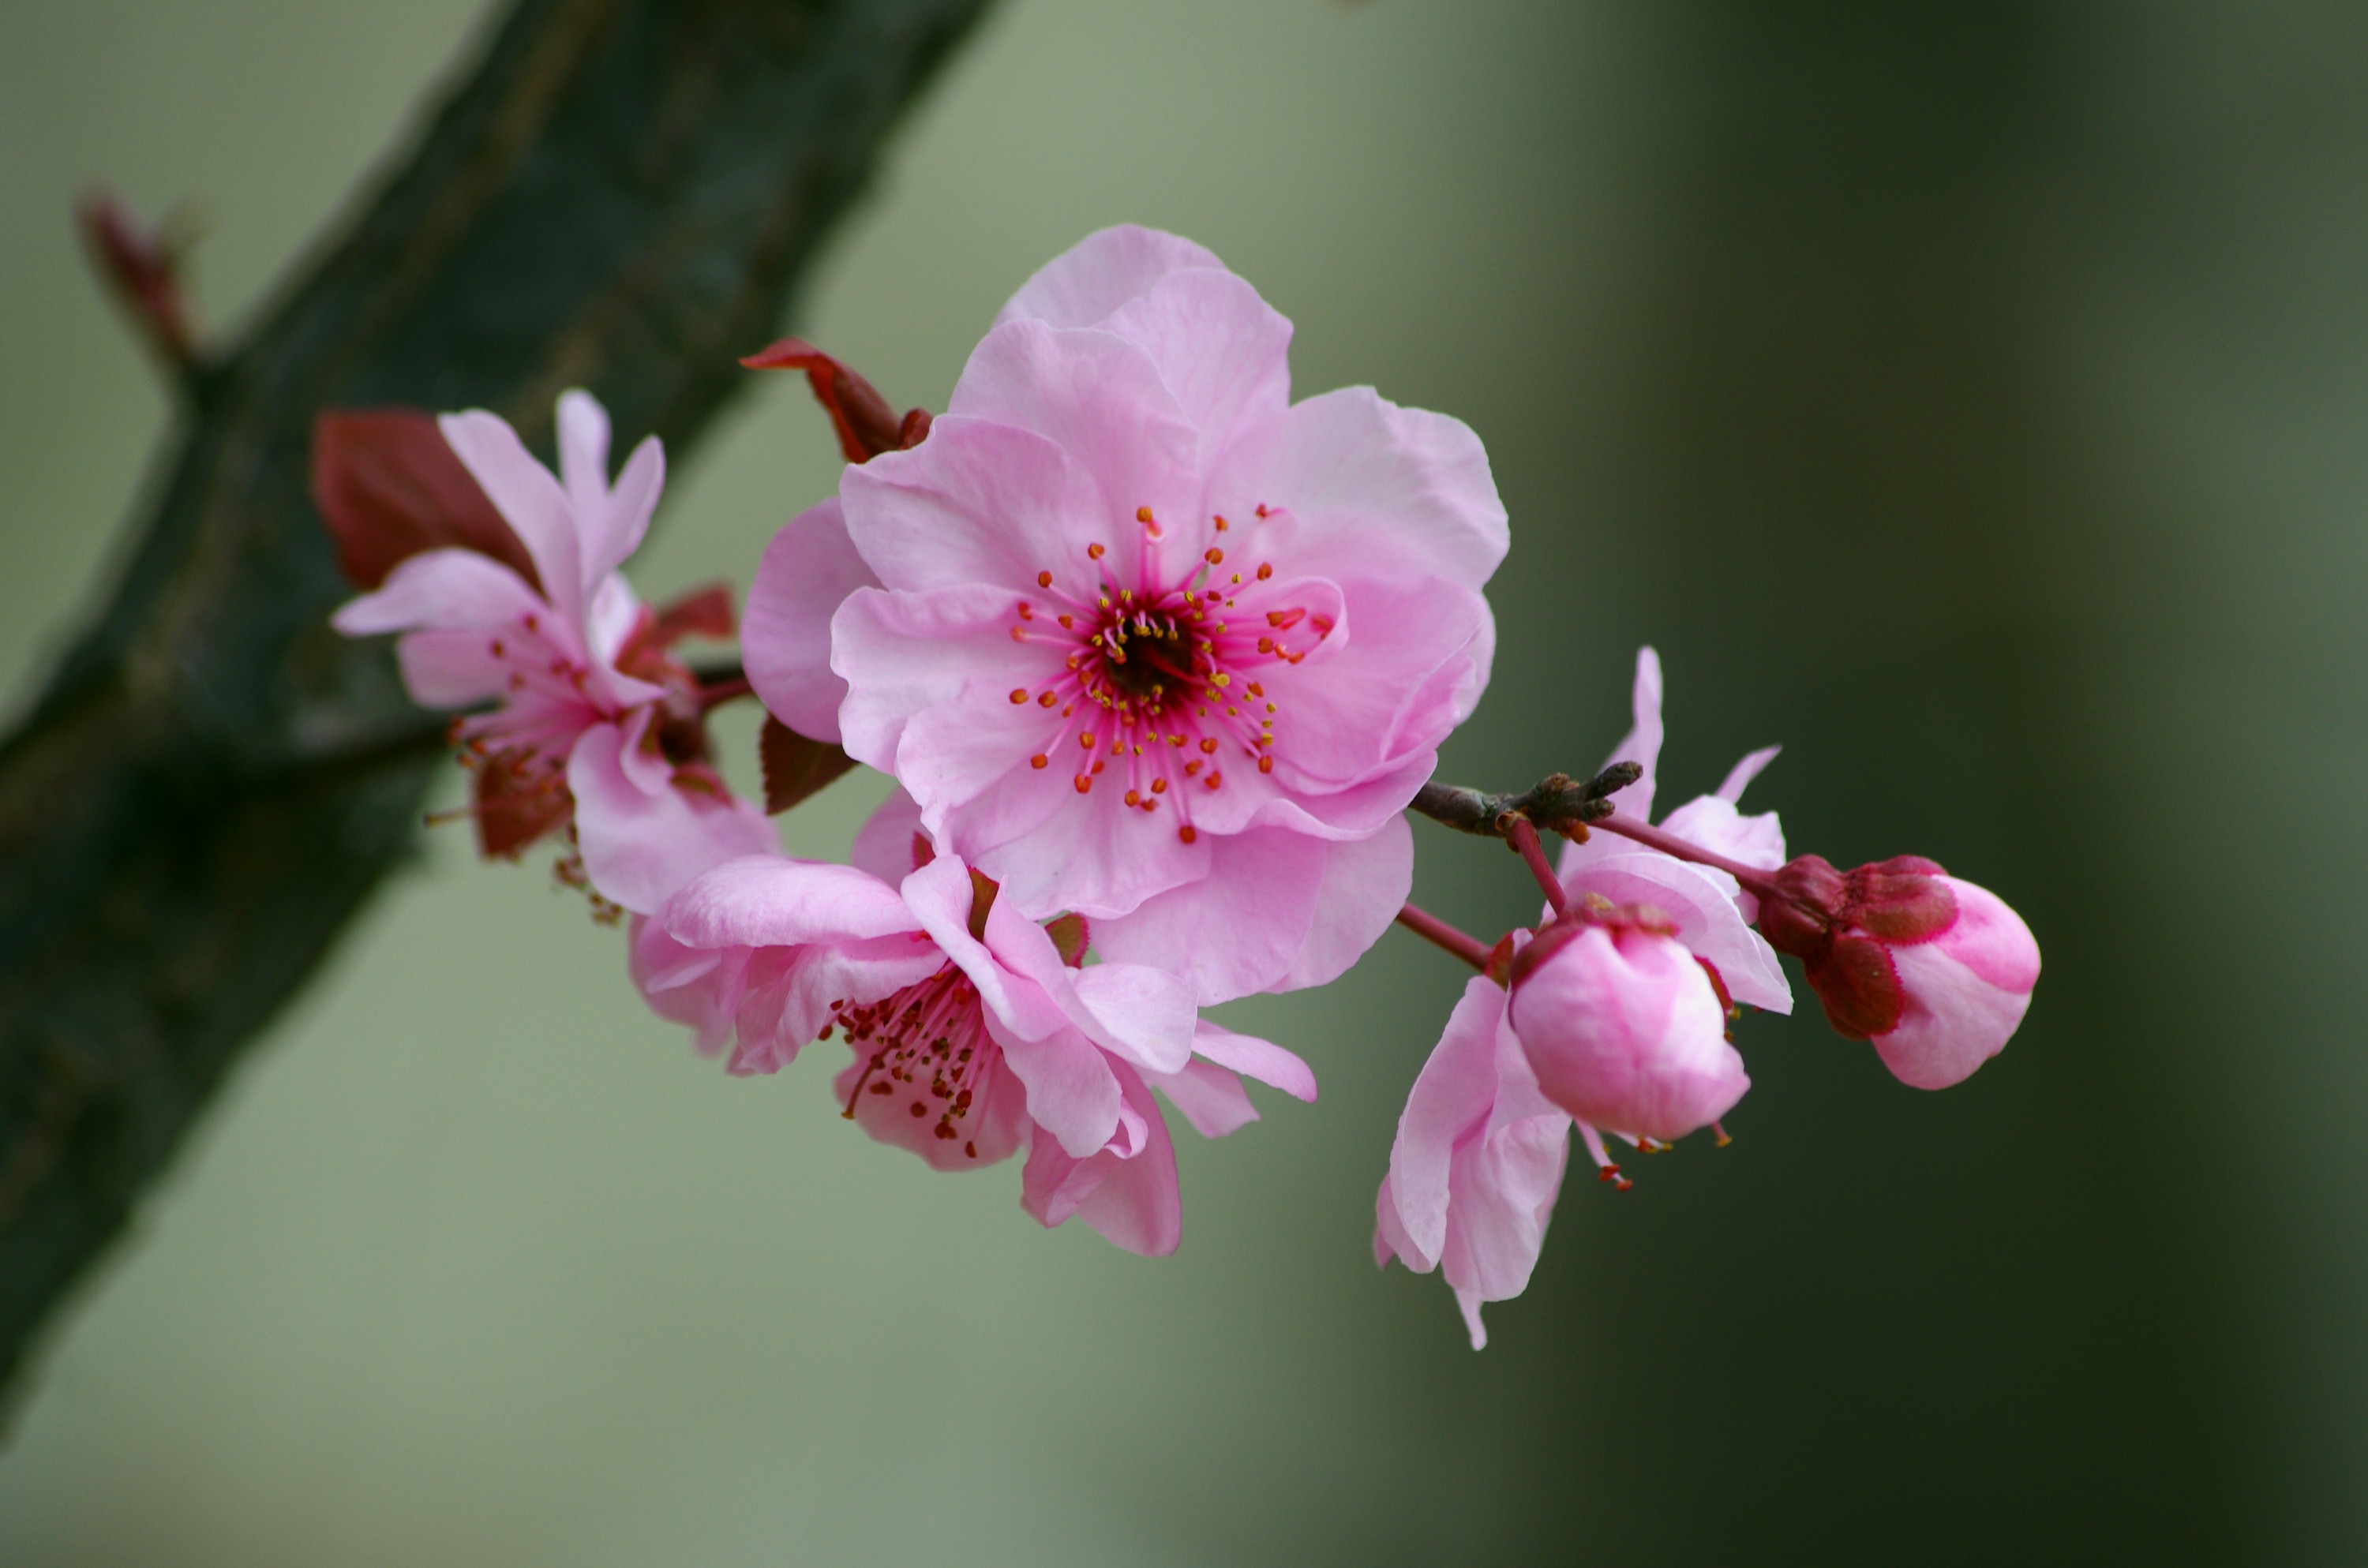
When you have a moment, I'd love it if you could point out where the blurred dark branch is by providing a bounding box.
[0,0,990,1412]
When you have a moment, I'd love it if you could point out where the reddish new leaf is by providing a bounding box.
[741,336,929,464]
[758,715,857,814]
[312,409,539,591]
[653,582,736,645]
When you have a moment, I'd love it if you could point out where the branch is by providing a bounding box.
[1408,764,1642,840]
[0,0,991,1409]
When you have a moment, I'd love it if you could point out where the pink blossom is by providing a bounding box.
[744,226,1507,1003]
[631,814,1315,1256]
[1508,911,1749,1142]
[1374,971,1570,1349]
[1556,646,1793,1015]
[328,391,774,911]
[1757,855,2040,1089]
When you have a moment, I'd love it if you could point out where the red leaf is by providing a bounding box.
[653,583,736,646]
[758,715,857,814]
[740,337,928,464]
[1045,912,1089,968]
[312,409,539,591]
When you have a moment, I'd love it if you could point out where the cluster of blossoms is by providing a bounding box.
[320,227,2040,1342]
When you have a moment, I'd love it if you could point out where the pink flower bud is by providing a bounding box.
[1506,913,1748,1142]
[1757,855,2040,1089]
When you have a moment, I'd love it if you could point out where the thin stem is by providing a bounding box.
[1591,810,1782,900]
[1395,903,1492,973]
[1409,763,1640,840]
[1504,817,1567,917]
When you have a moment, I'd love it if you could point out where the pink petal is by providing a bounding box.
[898,855,1069,1042]
[332,545,547,639]
[556,390,661,589]
[849,787,928,884]
[743,498,882,743]
[1089,827,1329,1004]
[1381,976,1512,1270]
[655,855,920,951]
[829,582,1047,778]
[1020,1058,1182,1256]
[840,417,1110,595]
[1716,744,1782,803]
[1872,878,2039,1090]
[439,409,584,628]
[566,722,779,915]
[1190,1020,1317,1103]
[1213,384,1508,593]
[1557,646,1666,882]
[1559,851,1793,1015]
[1064,961,1199,1075]
[1276,815,1414,993]
[943,319,1205,562]
[1438,1112,1570,1338]
[1095,267,1293,458]
[1144,1058,1260,1139]
[995,225,1225,331]
[993,1012,1125,1160]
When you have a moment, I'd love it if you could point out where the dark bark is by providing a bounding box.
[0,0,990,1408]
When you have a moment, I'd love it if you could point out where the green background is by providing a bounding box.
[3,1,2361,1561]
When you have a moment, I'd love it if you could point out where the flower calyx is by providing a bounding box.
[1755,854,1958,1039]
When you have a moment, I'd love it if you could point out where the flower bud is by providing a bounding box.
[1757,854,2040,1089]
[1506,911,1747,1141]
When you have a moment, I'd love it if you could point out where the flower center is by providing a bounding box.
[1002,507,1335,843]
[829,964,996,1159]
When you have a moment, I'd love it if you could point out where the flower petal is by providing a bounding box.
[1380,976,1510,1270]
[1143,1058,1260,1139]
[995,224,1225,331]
[567,723,778,915]
[440,409,584,628]
[656,855,921,951]
[744,498,882,743]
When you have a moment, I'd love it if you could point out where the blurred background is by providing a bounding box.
[3,0,2363,1562]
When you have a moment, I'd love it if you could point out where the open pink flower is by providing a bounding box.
[630,825,1315,1256]
[1508,910,1748,1142]
[1375,971,1570,1349]
[1758,854,2040,1089]
[1556,647,1793,1015]
[328,391,774,911]
[744,226,1507,1003]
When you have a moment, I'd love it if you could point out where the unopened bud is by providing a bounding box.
[1508,910,1748,1142]
[1757,853,2039,1089]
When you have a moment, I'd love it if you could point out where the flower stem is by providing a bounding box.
[1504,817,1567,917]
[1395,902,1492,972]
[1589,810,1782,900]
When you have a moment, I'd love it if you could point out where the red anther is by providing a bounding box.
[1037,571,1053,587]
[1009,688,1029,704]
[1178,825,1198,844]
[1257,755,1274,774]
[1088,543,1107,560]
[1213,515,1230,532]
[1256,563,1273,581]
[1031,754,1048,769]
[1037,690,1056,707]
[1267,607,1305,630]
[1074,774,1092,793]
[1205,548,1225,565]
[1199,737,1219,754]
[1137,506,1155,523]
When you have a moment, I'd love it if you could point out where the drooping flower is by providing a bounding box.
[1374,969,1571,1349]
[323,391,774,912]
[1508,907,1748,1141]
[630,803,1315,1255]
[1554,646,1793,1016]
[743,226,1508,1004]
[1756,854,2040,1089]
